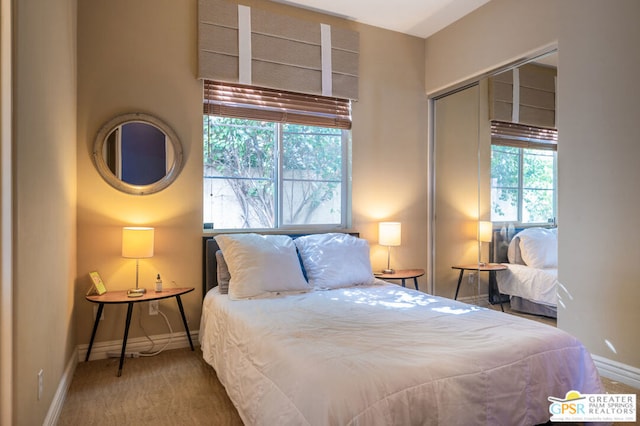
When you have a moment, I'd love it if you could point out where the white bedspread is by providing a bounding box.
[497,264,559,306]
[200,282,602,426]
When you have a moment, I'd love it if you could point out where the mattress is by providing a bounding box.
[200,282,602,425]
[496,264,558,307]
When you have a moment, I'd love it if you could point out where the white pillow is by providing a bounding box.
[516,227,558,269]
[507,237,525,265]
[214,234,311,300]
[294,233,376,289]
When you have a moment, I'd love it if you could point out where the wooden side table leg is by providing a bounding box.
[454,270,464,300]
[85,303,104,361]
[176,295,194,351]
[401,278,406,288]
[117,302,134,377]
[413,277,419,291]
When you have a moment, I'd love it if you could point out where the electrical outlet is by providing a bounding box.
[149,301,159,315]
[468,272,476,285]
[37,369,43,401]
[93,305,104,321]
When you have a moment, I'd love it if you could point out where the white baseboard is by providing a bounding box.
[43,347,78,426]
[592,354,640,390]
[78,330,199,361]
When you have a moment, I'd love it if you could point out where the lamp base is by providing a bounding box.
[127,288,146,297]
[382,268,395,274]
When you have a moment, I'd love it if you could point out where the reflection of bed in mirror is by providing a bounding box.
[492,226,558,318]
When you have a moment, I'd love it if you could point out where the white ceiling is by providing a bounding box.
[271,0,492,38]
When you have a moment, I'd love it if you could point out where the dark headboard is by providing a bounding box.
[491,226,525,263]
[202,232,359,299]
[492,229,511,264]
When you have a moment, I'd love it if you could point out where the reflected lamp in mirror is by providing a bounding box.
[478,221,493,266]
[379,222,401,274]
[122,227,154,297]
[93,113,184,195]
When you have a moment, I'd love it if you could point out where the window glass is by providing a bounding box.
[522,149,555,223]
[204,116,348,230]
[281,124,343,225]
[491,146,556,224]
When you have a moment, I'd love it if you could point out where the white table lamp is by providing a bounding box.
[478,221,493,266]
[122,227,154,297]
[379,222,401,274]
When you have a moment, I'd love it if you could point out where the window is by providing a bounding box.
[203,81,351,230]
[490,121,557,224]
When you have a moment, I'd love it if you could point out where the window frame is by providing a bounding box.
[203,116,352,232]
[490,120,558,226]
[276,124,350,230]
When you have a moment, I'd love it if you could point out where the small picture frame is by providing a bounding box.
[87,271,108,296]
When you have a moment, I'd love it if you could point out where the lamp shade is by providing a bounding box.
[478,221,493,243]
[122,227,154,259]
[379,222,401,246]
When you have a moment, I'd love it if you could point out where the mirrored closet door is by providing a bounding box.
[431,50,558,302]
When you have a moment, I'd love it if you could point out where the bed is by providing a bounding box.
[200,232,602,425]
[492,227,559,318]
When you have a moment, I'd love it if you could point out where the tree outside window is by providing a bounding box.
[491,145,556,224]
[203,116,347,229]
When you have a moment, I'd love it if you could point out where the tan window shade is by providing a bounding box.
[203,80,352,129]
[198,0,359,100]
[491,120,557,151]
[489,63,556,128]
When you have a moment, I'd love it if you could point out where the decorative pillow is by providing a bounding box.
[294,233,376,289]
[214,234,311,300]
[516,227,558,269]
[215,250,230,294]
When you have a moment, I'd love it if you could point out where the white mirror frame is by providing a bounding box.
[93,112,184,195]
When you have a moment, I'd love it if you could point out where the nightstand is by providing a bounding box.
[451,264,507,310]
[85,287,195,376]
[375,269,425,290]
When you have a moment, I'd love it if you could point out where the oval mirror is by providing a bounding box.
[93,113,184,195]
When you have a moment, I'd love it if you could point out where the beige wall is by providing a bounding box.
[12,0,78,424]
[425,0,640,373]
[424,0,557,95]
[557,0,640,369]
[351,24,428,279]
[77,0,204,343]
[76,0,428,346]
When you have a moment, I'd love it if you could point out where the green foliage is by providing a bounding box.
[491,145,555,223]
[203,116,343,227]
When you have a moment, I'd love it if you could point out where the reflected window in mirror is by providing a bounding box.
[490,121,557,225]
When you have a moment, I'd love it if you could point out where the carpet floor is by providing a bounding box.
[58,309,637,425]
[57,347,242,426]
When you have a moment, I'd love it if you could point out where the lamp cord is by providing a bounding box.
[137,305,174,357]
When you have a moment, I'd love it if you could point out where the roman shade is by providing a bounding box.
[489,63,556,128]
[198,0,359,100]
[203,80,352,129]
